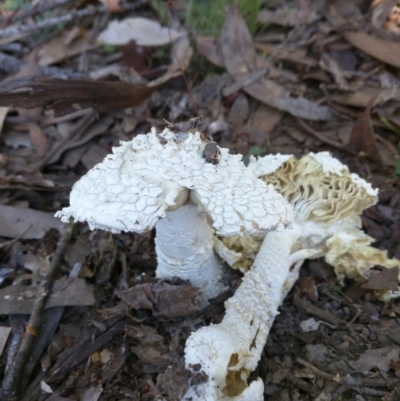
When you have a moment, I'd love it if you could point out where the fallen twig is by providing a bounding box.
[284,371,319,398]
[294,296,346,327]
[296,117,358,155]
[222,68,269,97]
[297,357,389,388]
[51,319,126,376]
[31,109,97,172]
[0,221,74,401]
[19,264,83,391]
[0,1,146,40]
[0,51,84,79]
[0,0,74,26]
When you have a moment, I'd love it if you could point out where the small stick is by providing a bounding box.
[222,68,268,97]
[297,357,388,388]
[296,118,358,155]
[29,109,97,172]
[294,296,345,327]
[0,1,146,40]
[0,0,74,26]
[0,221,74,401]
[0,51,84,79]
[166,7,199,117]
[284,371,319,398]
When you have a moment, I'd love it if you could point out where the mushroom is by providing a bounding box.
[183,152,399,401]
[56,127,293,305]
[218,152,400,297]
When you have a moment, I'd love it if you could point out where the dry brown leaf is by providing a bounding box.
[255,43,317,68]
[220,8,331,121]
[220,8,257,76]
[330,4,400,68]
[349,345,400,373]
[345,281,368,302]
[28,123,50,157]
[48,114,114,165]
[98,18,186,46]
[0,107,9,138]
[119,41,151,71]
[98,0,123,12]
[117,281,200,319]
[81,142,109,170]
[148,33,193,88]
[257,7,320,27]
[0,76,158,116]
[370,0,398,29]
[24,251,51,274]
[0,278,95,315]
[82,385,103,401]
[348,95,384,171]
[384,109,400,128]
[0,327,12,357]
[166,33,193,77]
[89,64,144,83]
[361,267,400,291]
[156,364,191,400]
[343,30,400,68]
[0,169,55,187]
[0,24,190,117]
[196,36,297,82]
[197,37,224,67]
[245,80,331,120]
[38,29,98,67]
[319,53,349,90]
[62,142,91,168]
[226,93,249,128]
[297,277,319,302]
[101,346,130,382]
[0,204,64,239]
[331,87,400,107]
[246,103,283,143]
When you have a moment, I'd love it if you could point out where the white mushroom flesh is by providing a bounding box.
[155,204,227,305]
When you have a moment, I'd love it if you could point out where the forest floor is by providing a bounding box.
[0,0,400,400]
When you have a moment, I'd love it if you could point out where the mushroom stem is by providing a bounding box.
[155,203,227,305]
[183,224,305,401]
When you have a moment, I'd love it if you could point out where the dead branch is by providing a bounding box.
[0,221,74,401]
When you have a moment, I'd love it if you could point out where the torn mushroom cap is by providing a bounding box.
[56,128,293,235]
[218,152,379,271]
[257,153,400,299]
[254,151,378,223]
[324,220,400,296]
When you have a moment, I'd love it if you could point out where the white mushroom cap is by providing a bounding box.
[220,152,380,271]
[248,153,292,177]
[56,128,293,235]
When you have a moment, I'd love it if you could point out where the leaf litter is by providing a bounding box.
[0,0,399,400]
